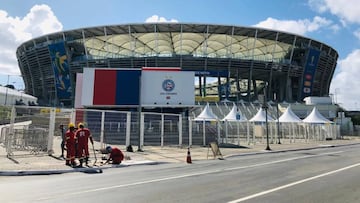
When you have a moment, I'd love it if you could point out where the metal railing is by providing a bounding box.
[0,105,341,157]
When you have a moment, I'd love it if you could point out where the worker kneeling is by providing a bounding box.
[104,146,124,165]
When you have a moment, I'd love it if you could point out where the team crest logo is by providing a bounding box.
[162,79,175,92]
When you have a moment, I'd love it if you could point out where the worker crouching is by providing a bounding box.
[104,146,124,165]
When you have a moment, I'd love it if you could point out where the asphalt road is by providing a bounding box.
[1,145,360,203]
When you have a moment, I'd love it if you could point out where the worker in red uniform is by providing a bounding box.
[75,122,94,167]
[104,146,124,165]
[65,123,76,167]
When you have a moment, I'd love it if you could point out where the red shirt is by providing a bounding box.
[76,128,91,145]
[65,130,76,145]
[110,148,124,164]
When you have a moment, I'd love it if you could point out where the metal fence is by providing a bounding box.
[0,105,340,157]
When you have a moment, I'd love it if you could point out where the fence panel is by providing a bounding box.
[163,114,181,146]
[0,104,343,157]
[143,113,162,145]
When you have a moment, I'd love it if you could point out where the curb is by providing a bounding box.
[0,160,159,176]
[0,167,103,176]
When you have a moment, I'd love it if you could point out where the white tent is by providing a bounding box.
[222,103,247,121]
[194,103,218,121]
[302,107,332,123]
[278,106,302,123]
[249,108,274,122]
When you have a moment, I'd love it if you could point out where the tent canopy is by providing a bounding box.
[222,103,247,121]
[278,106,302,123]
[249,108,274,122]
[194,103,218,121]
[302,107,332,123]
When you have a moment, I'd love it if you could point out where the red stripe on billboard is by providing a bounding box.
[93,70,117,105]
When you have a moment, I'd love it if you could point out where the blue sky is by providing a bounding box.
[1,0,360,110]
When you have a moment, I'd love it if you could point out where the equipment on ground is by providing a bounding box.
[186,148,192,164]
[92,143,97,166]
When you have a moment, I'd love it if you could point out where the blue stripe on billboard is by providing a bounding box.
[115,70,141,105]
[301,48,320,99]
[48,42,71,100]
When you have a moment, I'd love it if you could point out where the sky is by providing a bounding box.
[0,0,360,110]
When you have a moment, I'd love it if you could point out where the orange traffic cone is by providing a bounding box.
[186,147,192,164]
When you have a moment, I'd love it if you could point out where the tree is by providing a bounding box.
[5,84,15,89]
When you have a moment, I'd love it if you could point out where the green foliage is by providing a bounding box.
[350,115,360,125]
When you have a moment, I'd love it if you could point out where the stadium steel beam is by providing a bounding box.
[179,24,183,68]
[34,39,47,105]
[285,36,297,101]
[248,29,258,101]
[22,52,35,97]
[268,32,279,101]
[236,69,240,101]
[82,29,89,68]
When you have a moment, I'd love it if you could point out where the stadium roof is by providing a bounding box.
[20,23,338,63]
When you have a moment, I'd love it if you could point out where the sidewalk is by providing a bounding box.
[1,136,360,176]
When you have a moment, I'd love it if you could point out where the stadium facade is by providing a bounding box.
[16,23,338,107]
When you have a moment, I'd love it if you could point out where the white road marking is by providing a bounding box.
[226,151,343,171]
[227,162,360,203]
[38,150,345,200]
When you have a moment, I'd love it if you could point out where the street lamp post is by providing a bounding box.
[260,82,271,151]
[276,102,281,144]
[137,75,143,152]
[275,93,281,144]
[263,103,271,151]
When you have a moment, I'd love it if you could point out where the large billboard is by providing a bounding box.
[141,68,195,106]
[81,68,141,107]
[81,67,195,107]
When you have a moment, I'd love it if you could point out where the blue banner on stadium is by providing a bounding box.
[301,48,320,99]
[190,70,229,77]
[48,42,72,101]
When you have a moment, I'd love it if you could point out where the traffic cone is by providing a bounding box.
[186,147,192,164]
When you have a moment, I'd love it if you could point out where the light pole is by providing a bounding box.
[263,102,271,151]
[275,93,281,144]
[137,74,143,152]
[260,82,271,151]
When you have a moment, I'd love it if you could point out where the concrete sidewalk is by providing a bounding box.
[1,136,360,176]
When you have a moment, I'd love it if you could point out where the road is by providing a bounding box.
[1,145,360,203]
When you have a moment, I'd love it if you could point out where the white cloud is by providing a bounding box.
[308,0,360,24]
[253,16,332,35]
[354,29,360,40]
[330,24,341,33]
[330,49,360,110]
[0,4,62,76]
[145,15,178,23]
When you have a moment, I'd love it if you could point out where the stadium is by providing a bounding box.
[16,23,338,108]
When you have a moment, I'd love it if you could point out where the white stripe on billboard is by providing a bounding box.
[74,73,83,108]
[81,68,95,106]
[141,71,195,106]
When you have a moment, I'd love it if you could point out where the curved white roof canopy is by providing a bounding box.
[222,103,247,121]
[249,108,274,122]
[194,103,218,121]
[278,106,302,123]
[302,107,332,123]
